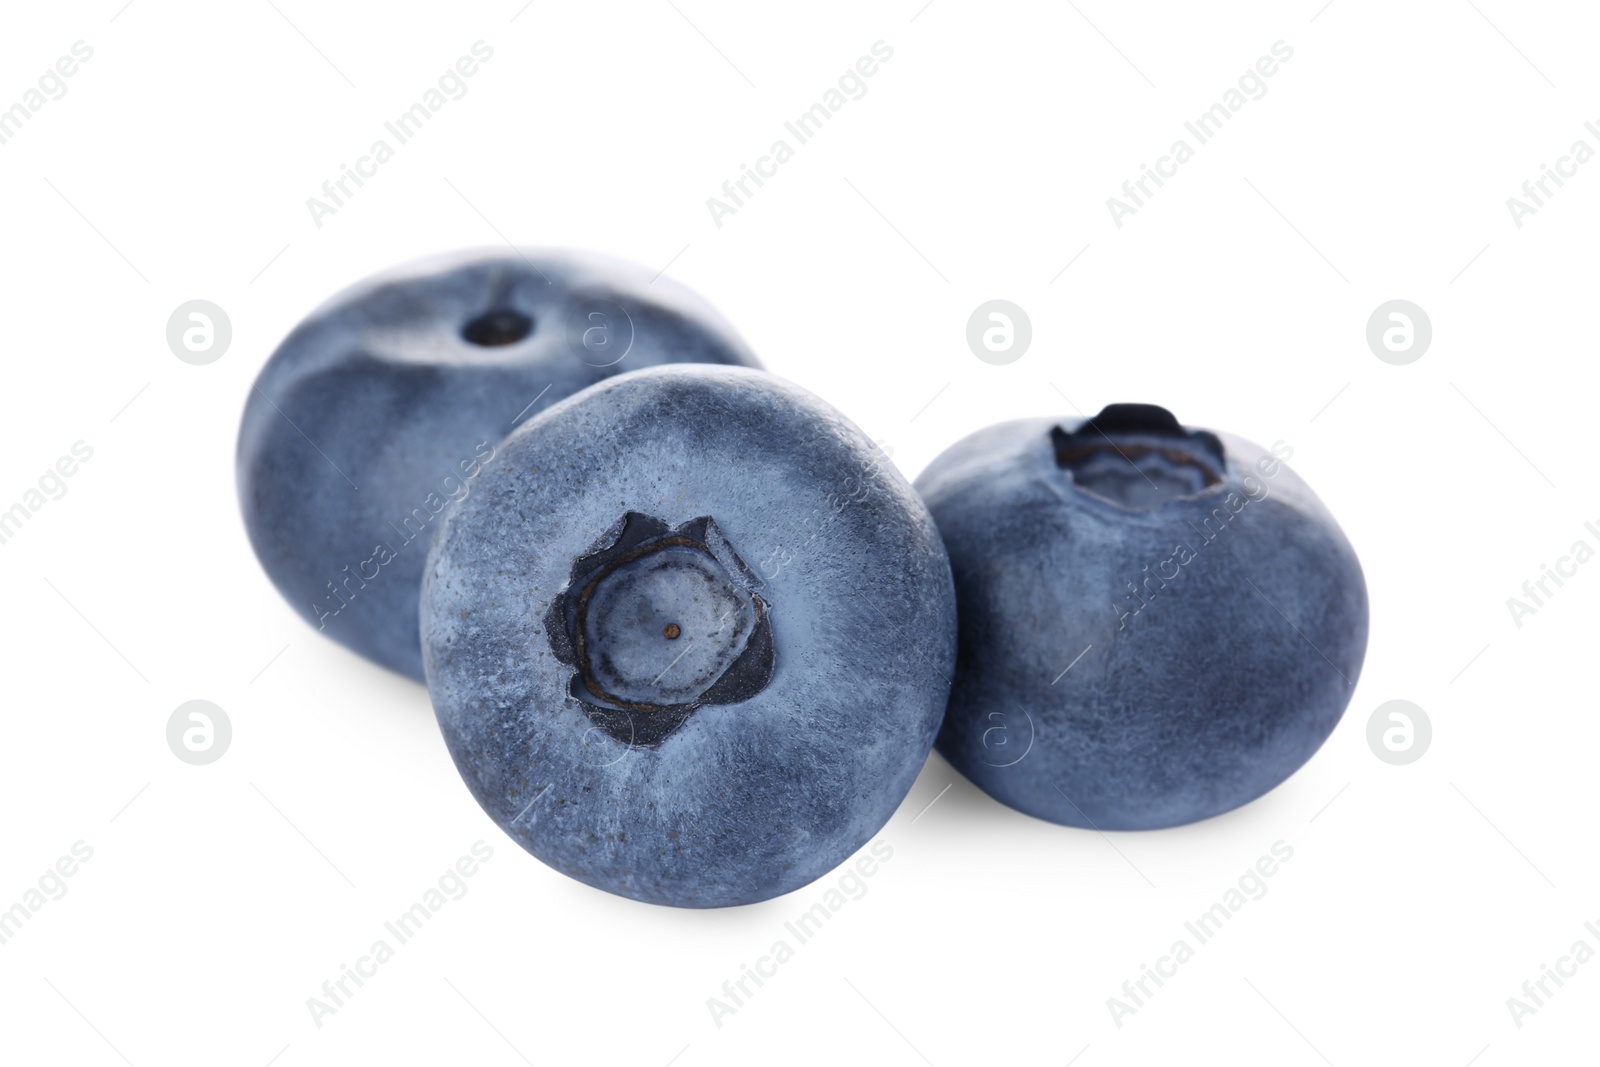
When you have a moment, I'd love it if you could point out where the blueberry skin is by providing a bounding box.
[237,249,759,681]
[916,405,1368,830]
[423,366,955,907]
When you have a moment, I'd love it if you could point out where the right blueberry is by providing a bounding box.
[915,403,1368,830]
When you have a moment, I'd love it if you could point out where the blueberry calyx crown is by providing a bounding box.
[1050,403,1227,511]
[460,308,534,346]
[544,511,774,747]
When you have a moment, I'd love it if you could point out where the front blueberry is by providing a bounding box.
[916,403,1369,831]
[423,366,956,908]
[236,248,761,682]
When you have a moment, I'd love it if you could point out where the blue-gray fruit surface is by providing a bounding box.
[916,403,1367,830]
[237,249,759,681]
[423,366,956,907]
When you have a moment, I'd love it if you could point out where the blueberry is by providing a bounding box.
[916,404,1368,830]
[422,366,955,907]
[237,249,760,681]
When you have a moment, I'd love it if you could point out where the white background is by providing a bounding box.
[0,1,1594,1064]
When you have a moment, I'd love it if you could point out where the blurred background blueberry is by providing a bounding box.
[237,248,760,681]
[423,366,955,907]
[917,403,1368,830]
